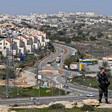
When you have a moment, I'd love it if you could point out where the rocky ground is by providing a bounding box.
[1,99,112,112]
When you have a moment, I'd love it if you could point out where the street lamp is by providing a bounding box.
[35,61,41,97]
[62,73,68,95]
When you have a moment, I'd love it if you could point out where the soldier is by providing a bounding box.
[96,66,110,104]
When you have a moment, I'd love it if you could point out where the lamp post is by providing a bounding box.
[36,61,41,97]
[62,73,68,95]
[65,76,68,95]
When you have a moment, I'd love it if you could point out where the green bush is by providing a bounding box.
[12,104,18,107]
[18,63,25,69]
[81,104,94,111]
[97,110,112,112]
[49,103,65,110]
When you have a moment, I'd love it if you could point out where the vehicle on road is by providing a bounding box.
[87,92,95,97]
[47,61,52,66]
[56,57,61,63]
[79,59,98,65]
[63,85,69,88]
[29,97,39,102]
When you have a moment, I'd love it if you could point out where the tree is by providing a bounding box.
[97,32,103,38]
[89,36,97,41]
[72,36,86,42]
[46,32,51,36]
[64,58,71,67]
[70,56,79,62]
[77,50,85,59]
[57,31,65,35]
[65,38,71,44]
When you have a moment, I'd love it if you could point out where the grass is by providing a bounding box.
[71,76,112,90]
[37,50,47,55]
[9,106,112,112]
[0,86,65,98]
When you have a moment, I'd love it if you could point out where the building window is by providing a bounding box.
[0,43,2,45]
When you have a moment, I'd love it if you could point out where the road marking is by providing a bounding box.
[55,76,89,94]
[68,87,89,94]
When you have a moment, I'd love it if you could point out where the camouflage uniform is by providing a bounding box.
[96,72,110,103]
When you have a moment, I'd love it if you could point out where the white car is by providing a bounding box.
[63,85,69,88]
[87,92,95,97]
[29,97,39,102]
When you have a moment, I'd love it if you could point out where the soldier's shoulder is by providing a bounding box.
[97,72,101,78]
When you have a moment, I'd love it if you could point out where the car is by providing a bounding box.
[87,92,95,97]
[47,61,52,66]
[29,97,39,102]
[56,57,61,63]
[63,85,69,88]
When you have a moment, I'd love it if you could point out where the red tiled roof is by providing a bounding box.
[37,34,42,36]
[106,56,112,58]
[14,38,20,40]
[14,38,25,43]
[29,35,34,37]
[22,35,28,40]
[6,39,11,43]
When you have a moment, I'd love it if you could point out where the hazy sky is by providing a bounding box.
[0,0,112,16]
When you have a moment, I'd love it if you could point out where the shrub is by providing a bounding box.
[49,103,65,110]
[97,110,112,112]
[81,104,94,111]
[12,104,18,107]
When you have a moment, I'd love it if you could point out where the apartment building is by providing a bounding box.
[13,38,26,55]
[18,35,33,53]
[0,39,17,57]
[29,35,41,50]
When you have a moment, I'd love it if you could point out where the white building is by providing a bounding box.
[13,38,26,55]
[0,39,17,57]
[18,35,33,53]
[29,35,41,50]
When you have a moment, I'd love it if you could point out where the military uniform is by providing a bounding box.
[96,72,110,103]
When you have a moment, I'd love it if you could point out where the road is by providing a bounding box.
[27,43,99,97]
[0,95,96,105]
[0,43,109,105]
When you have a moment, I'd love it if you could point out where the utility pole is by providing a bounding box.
[6,59,9,97]
[65,76,68,95]
[36,61,40,97]
[63,73,68,95]
[5,30,16,97]
[36,61,38,86]
[11,34,16,88]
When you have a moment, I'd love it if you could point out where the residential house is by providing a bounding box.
[18,35,33,53]
[13,38,26,55]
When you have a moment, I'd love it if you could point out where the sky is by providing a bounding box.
[0,0,112,16]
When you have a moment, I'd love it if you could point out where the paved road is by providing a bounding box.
[51,43,79,76]
[27,43,99,95]
[0,43,112,104]
[0,95,96,105]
